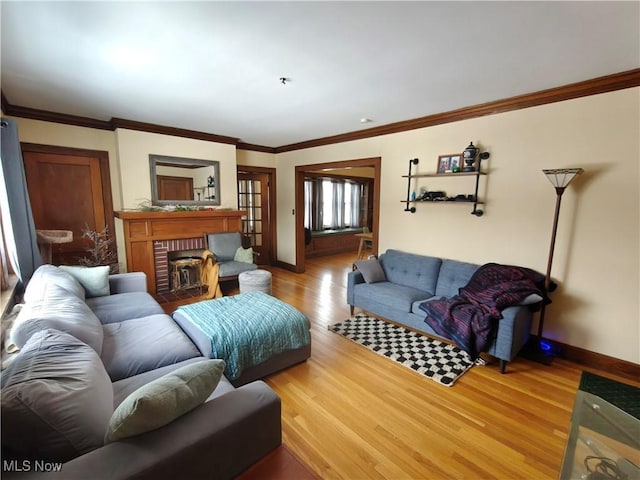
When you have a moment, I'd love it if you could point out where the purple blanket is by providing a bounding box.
[419,263,546,359]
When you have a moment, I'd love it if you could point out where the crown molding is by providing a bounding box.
[1,95,113,130]
[275,68,640,153]
[236,142,277,154]
[3,68,639,153]
[110,118,238,145]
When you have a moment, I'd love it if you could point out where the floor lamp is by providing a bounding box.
[533,167,584,363]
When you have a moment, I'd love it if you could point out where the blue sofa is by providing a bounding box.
[346,249,543,373]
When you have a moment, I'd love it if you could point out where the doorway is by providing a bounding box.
[295,157,381,273]
[237,166,276,266]
[21,143,116,267]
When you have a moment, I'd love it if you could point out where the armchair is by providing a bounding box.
[204,232,258,281]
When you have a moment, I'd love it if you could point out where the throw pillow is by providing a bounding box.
[234,246,254,264]
[354,258,387,284]
[105,359,225,443]
[60,265,110,298]
[1,329,113,462]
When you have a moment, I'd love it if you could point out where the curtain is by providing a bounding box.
[350,182,361,228]
[303,180,313,230]
[0,118,42,283]
[313,179,323,230]
[332,181,345,229]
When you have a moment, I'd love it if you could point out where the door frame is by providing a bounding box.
[295,157,381,273]
[236,165,277,265]
[20,143,116,262]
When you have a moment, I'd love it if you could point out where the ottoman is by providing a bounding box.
[172,291,311,386]
[239,269,272,295]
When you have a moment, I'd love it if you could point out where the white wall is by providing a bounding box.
[115,129,237,209]
[236,149,276,168]
[275,88,640,363]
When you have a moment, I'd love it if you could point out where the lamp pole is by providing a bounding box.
[536,168,583,353]
[537,186,565,341]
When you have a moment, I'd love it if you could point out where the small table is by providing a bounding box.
[355,232,373,259]
[560,372,640,480]
[239,269,272,295]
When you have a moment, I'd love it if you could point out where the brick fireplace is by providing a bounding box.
[154,238,206,293]
[115,210,245,294]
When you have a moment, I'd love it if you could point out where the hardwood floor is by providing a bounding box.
[176,252,638,479]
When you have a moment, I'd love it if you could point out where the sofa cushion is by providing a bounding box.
[10,284,103,354]
[86,291,165,324]
[101,314,201,381]
[379,250,441,294]
[1,329,113,462]
[434,259,479,297]
[60,265,110,298]
[354,258,387,283]
[105,359,225,442]
[207,232,242,261]
[218,260,258,278]
[24,264,85,302]
[354,282,432,313]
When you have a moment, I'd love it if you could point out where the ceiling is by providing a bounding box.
[1,1,638,149]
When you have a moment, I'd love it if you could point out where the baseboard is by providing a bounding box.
[537,336,640,381]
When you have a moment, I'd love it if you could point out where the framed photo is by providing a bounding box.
[450,154,462,172]
[437,153,462,173]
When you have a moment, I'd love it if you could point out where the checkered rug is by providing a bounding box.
[329,313,480,386]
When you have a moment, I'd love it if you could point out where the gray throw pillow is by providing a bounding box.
[354,258,387,283]
[59,265,110,298]
[1,329,113,462]
[11,284,104,355]
[105,359,225,443]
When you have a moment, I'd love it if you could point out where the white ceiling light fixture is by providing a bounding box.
[360,118,373,124]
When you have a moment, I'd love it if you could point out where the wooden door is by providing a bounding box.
[22,144,116,266]
[237,170,274,265]
[157,175,194,201]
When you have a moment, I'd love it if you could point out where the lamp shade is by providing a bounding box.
[542,168,584,188]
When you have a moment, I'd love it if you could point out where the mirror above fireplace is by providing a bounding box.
[149,154,221,206]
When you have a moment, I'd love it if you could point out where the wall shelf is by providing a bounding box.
[402,154,489,216]
[402,171,486,179]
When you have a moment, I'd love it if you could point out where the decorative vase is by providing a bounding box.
[463,142,478,172]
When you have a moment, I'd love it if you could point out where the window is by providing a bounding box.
[304,177,365,231]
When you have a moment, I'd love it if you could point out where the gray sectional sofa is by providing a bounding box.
[1,265,281,480]
[347,249,544,372]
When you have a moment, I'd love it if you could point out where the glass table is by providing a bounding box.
[560,381,640,479]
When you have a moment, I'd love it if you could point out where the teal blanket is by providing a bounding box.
[174,292,310,380]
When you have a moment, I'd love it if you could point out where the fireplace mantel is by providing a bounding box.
[115,209,245,293]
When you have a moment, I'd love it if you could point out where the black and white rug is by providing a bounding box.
[328,313,481,387]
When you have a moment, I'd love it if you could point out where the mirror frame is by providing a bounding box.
[149,154,221,206]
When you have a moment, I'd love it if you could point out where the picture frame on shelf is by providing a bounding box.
[437,153,462,173]
[450,154,462,172]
